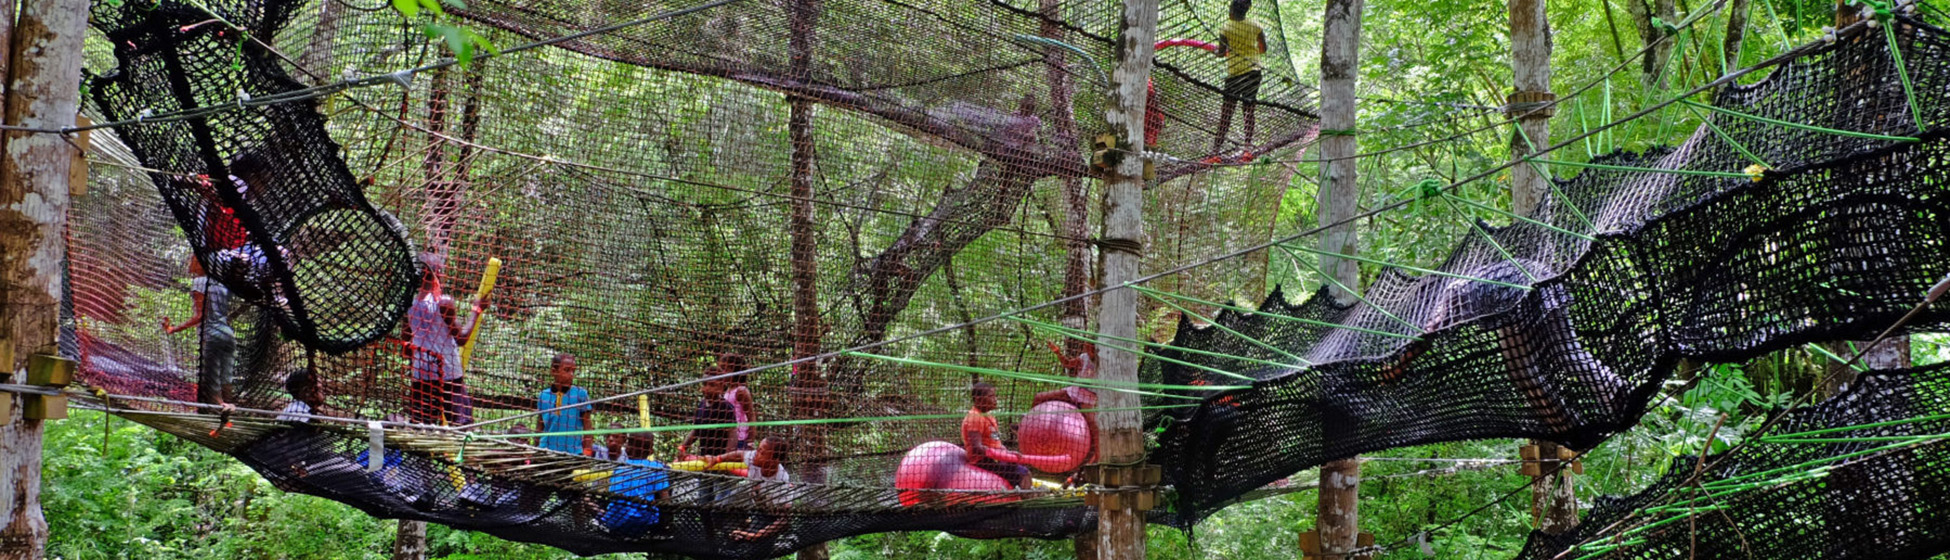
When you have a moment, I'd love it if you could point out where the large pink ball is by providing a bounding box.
[1017,401,1091,473]
[895,441,1013,506]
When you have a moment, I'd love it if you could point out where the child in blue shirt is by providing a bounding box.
[536,353,594,455]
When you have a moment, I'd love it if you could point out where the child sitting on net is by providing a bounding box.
[963,382,1031,488]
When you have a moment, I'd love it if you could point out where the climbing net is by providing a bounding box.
[53,0,1950,554]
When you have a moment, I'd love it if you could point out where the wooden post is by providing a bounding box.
[1315,0,1365,555]
[0,0,89,557]
[1095,0,1158,557]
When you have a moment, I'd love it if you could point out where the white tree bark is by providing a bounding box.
[0,0,90,557]
[1095,0,1157,557]
[1316,0,1365,554]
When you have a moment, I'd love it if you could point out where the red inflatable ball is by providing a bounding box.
[895,441,1014,506]
[1016,401,1092,473]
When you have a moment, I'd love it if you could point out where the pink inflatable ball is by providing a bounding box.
[895,441,1013,506]
[1017,401,1092,473]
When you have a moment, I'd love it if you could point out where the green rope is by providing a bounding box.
[1602,78,1614,154]
[1679,99,1921,142]
[1686,105,1774,169]
[1317,128,1359,136]
[1531,158,1753,178]
[846,351,1245,396]
[1271,245,1426,335]
[1756,411,1950,441]
[1139,290,1315,366]
[1760,434,1950,444]
[1805,343,1870,373]
[472,403,1201,441]
[1440,190,1599,242]
[1511,124,1599,230]
[1698,437,1928,490]
[1654,27,1690,142]
[1131,284,1419,340]
[1437,196,1541,285]
[1882,16,1928,131]
[1279,243,1533,291]
[1005,316,1264,380]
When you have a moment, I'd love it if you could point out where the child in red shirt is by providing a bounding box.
[962,382,1030,488]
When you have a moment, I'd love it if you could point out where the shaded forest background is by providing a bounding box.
[49,0,1950,556]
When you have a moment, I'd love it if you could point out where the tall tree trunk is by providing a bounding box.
[1042,0,1091,361]
[1624,0,1678,87]
[1316,0,1365,554]
[784,1,830,558]
[1508,0,1579,534]
[1721,0,1753,76]
[1037,8,1095,558]
[391,520,427,560]
[0,0,88,557]
[1095,0,1156,557]
[422,67,456,255]
[297,0,347,84]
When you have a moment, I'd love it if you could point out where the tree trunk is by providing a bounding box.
[422,67,457,255]
[1316,0,1365,555]
[1624,0,1678,87]
[1722,0,1753,76]
[783,1,830,557]
[1042,0,1091,361]
[297,0,347,84]
[1508,0,1578,535]
[391,519,427,560]
[0,0,88,557]
[1095,0,1157,558]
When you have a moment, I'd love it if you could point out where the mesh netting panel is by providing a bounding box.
[63,0,1950,551]
[88,0,423,352]
[1151,20,1950,523]
[1518,361,1950,560]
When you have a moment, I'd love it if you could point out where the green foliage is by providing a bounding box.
[391,0,497,65]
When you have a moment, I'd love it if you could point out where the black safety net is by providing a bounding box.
[1517,361,1950,560]
[1151,19,1950,524]
[59,0,1950,552]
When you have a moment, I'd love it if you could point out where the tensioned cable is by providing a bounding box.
[1542,274,1950,558]
[470,17,1866,431]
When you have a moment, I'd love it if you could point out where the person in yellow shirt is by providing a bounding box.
[1209,0,1267,163]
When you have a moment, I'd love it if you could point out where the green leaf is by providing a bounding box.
[390,0,419,18]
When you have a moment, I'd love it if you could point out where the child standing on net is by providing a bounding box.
[536,353,595,455]
[1209,0,1267,162]
[164,257,236,407]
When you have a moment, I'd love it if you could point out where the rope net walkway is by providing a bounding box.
[1151,16,1950,524]
[1518,361,1950,560]
[71,0,1316,556]
[53,0,1950,554]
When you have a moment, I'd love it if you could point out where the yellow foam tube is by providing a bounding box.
[458,257,501,369]
[669,460,745,472]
